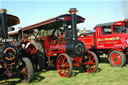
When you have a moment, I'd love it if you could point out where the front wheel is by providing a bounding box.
[19,57,34,83]
[56,54,72,77]
[108,50,126,67]
[82,51,99,73]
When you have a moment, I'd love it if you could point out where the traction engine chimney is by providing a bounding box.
[68,8,78,40]
[0,9,8,43]
[125,19,128,28]
[66,8,85,57]
[124,19,128,33]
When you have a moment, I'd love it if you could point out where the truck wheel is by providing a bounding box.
[56,53,72,77]
[109,50,126,67]
[20,57,34,83]
[83,51,99,73]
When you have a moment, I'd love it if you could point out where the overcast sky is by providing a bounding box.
[1,0,128,30]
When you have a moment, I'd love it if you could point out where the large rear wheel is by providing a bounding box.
[20,57,34,83]
[83,51,99,73]
[108,50,126,67]
[56,54,72,77]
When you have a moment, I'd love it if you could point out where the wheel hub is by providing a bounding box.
[111,53,121,65]
[114,57,118,62]
[60,64,64,68]
[88,60,93,65]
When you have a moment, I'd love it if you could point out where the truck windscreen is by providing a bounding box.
[113,26,126,33]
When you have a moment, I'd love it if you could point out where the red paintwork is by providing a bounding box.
[79,20,128,50]
[44,35,66,57]
[72,57,83,67]
[114,21,125,26]
[63,16,71,21]
[22,39,31,43]
[78,35,94,49]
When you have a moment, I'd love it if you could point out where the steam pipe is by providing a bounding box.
[124,19,128,33]
[69,8,78,40]
[124,19,128,27]
[0,9,8,43]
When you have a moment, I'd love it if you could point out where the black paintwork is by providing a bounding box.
[0,12,8,43]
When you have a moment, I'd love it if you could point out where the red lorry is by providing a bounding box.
[79,19,128,67]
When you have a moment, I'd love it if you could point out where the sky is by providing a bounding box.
[0,0,128,30]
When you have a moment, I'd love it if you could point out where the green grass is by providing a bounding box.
[1,62,128,85]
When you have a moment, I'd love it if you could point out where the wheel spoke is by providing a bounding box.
[20,62,29,83]
[88,53,92,61]
[64,70,68,75]
[92,57,95,61]
[59,60,63,65]
[87,66,91,72]
[62,57,66,63]
[91,62,96,65]
[66,67,70,72]
[90,60,95,64]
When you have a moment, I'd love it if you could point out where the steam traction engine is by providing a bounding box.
[0,9,33,83]
[8,25,45,71]
[79,19,128,67]
[18,8,99,77]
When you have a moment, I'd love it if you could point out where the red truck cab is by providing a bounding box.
[79,19,128,67]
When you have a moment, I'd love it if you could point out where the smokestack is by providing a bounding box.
[124,19,128,28]
[0,9,8,42]
[68,8,78,40]
[66,8,85,57]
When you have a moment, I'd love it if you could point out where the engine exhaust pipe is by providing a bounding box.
[124,19,128,33]
[68,8,78,40]
[66,8,85,57]
[124,19,128,28]
[0,9,8,43]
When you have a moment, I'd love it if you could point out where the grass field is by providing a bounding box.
[1,58,128,85]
